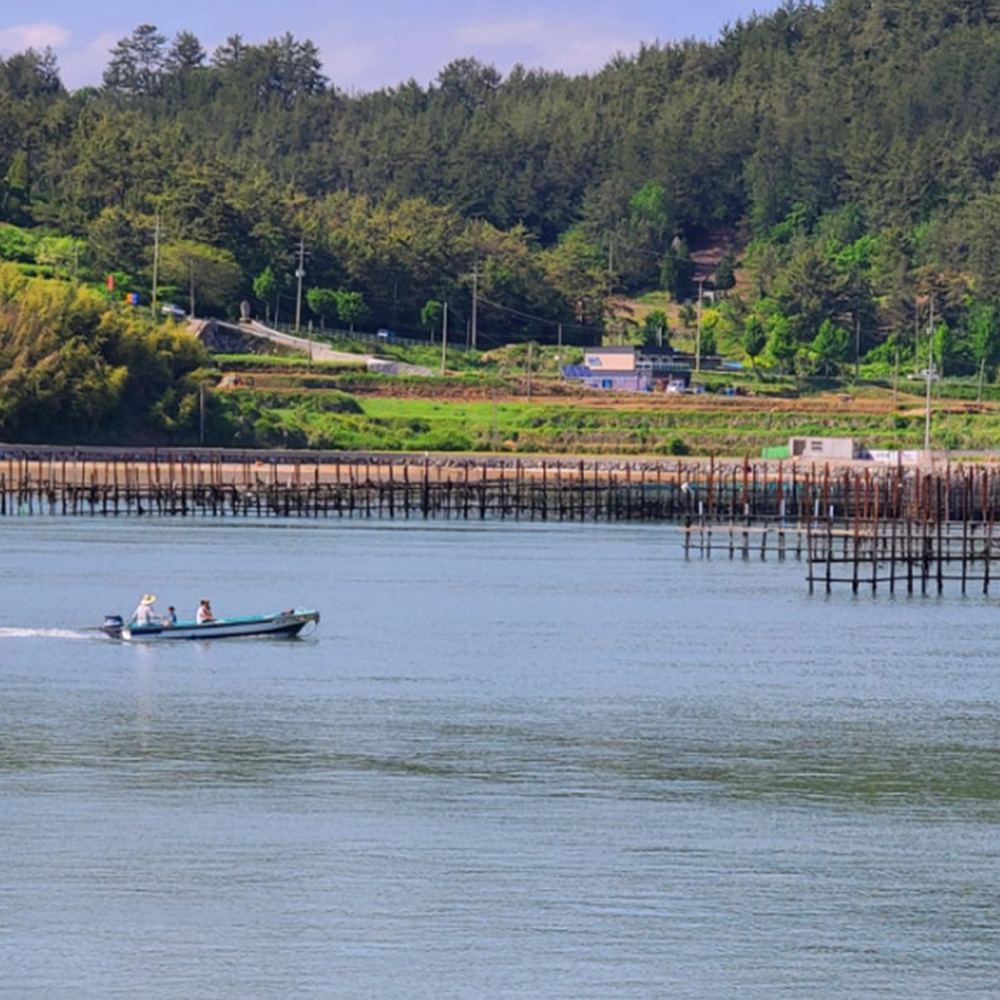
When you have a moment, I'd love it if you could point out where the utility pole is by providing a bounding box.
[471,262,479,350]
[199,381,206,446]
[924,296,935,453]
[854,312,861,381]
[294,235,306,333]
[492,387,499,450]
[893,343,899,409]
[441,301,449,376]
[189,258,196,318]
[924,347,933,452]
[151,214,162,314]
[695,277,705,372]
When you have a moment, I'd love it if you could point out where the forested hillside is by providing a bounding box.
[4,0,1000,373]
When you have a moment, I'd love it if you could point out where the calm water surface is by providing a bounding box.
[2,517,999,999]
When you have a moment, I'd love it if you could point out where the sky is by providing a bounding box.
[0,1,782,93]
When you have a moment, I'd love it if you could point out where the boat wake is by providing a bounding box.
[0,627,91,640]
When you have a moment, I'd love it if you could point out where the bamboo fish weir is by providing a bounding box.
[5,447,1000,595]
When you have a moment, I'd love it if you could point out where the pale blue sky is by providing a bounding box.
[1,1,781,92]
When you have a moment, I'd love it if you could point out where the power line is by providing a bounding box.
[476,294,604,334]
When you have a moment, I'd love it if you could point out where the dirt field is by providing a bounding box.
[328,376,994,417]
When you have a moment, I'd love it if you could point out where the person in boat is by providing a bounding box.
[132,594,157,625]
[196,599,215,624]
[163,606,178,626]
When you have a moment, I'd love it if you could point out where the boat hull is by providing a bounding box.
[103,609,320,641]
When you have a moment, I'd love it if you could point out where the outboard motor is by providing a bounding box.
[101,614,125,638]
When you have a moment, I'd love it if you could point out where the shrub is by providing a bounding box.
[418,427,474,451]
[297,391,364,414]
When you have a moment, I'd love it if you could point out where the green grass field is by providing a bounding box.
[211,387,1000,456]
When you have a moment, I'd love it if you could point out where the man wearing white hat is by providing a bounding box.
[132,594,157,625]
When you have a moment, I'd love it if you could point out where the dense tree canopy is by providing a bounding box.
[0,263,210,442]
[4,0,1000,368]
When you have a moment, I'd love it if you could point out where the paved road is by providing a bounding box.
[218,320,434,376]
[232,321,370,363]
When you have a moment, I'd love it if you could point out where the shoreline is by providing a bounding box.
[0,442,985,490]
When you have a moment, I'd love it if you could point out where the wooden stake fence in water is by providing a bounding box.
[4,448,1000,591]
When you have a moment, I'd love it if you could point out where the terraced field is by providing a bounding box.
[212,364,1000,456]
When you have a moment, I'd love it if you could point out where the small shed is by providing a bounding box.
[789,436,857,460]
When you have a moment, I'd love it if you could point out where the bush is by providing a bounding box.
[418,428,474,451]
[297,391,364,414]
[0,224,37,263]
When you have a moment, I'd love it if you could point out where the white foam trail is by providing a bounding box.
[0,627,91,639]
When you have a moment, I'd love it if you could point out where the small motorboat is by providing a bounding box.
[101,608,320,641]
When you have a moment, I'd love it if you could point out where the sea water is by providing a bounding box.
[2,517,999,998]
